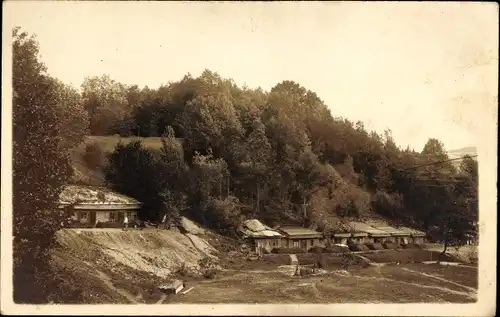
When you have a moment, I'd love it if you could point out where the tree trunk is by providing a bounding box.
[219,180,222,200]
[441,238,448,255]
[441,223,448,255]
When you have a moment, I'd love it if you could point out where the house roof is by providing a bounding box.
[242,219,267,232]
[373,225,410,236]
[348,222,390,237]
[59,185,141,206]
[239,219,282,239]
[399,227,426,237]
[278,226,323,238]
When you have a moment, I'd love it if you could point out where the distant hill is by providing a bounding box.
[447,146,477,159]
[447,146,477,169]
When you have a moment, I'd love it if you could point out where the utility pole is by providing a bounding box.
[302,197,308,227]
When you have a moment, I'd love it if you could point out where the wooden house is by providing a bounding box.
[58,185,141,227]
[399,227,427,244]
[348,222,391,243]
[239,219,283,255]
[277,226,323,251]
[373,225,411,244]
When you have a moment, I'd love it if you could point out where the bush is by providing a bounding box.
[83,142,105,170]
[402,243,423,250]
[262,254,291,265]
[349,244,369,252]
[382,243,399,250]
[271,247,305,254]
[340,248,356,269]
[175,262,190,277]
[204,196,244,237]
[198,256,218,279]
[95,221,123,229]
[308,246,325,253]
[365,243,384,250]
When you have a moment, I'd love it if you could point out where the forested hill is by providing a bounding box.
[73,70,478,244]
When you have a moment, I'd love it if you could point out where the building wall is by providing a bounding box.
[283,237,321,250]
[75,210,138,225]
[352,236,368,244]
[413,236,425,244]
[373,236,392,244]
[334,237,348,245]
[254,238,281,254]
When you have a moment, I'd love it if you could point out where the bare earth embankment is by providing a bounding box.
[52,228,478,304]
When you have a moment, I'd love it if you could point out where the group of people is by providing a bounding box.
[122,213,171,230]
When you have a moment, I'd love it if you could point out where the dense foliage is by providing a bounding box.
[12,28,88,303]
[97,71,478,247]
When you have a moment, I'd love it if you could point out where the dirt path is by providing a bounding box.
[353,275,476,300]
[401,267,477,293]
[156,294,168,304]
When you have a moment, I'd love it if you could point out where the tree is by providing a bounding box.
[81,74,129,135]
[12,27,74,303]
[49,78,89,149]
[104,140,168,221]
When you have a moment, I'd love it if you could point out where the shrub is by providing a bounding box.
[382,243,399,250]
[204,196,244,237]
[175,262,190,277]
[271,247,305,254]
[198,256,218,279]
[83,142,105,170]
[366,243,384,250]
[340,248,356,269]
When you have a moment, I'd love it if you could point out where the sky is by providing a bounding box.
[4,1,498,152]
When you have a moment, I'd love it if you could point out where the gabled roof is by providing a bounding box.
[374,225,409,236]
[399,227,426,237]
[348,222,390,237]
[59,185,141,206]
[278,226,323,238]
[239,219,282,239]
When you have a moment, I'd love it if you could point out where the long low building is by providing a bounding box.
[59,185,141,227]
[348,222,391,243]
[398,227,427,244]
[348,222,427,245]
[277,226,323,250]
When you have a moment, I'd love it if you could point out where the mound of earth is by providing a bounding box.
[56,228,218,278]
[179,217,205,235]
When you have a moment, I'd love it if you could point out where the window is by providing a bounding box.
[271,239,280,247]
[80,212,88,219]
[109,212,116,222]
[293,241,300,248]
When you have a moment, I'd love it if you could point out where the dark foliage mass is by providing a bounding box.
[100,71,478,249]
[12,27,88,303]
[12,28,478,303]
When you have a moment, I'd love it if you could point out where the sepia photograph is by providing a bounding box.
[1,1,497,316]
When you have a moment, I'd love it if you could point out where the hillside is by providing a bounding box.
[51,226,224,303]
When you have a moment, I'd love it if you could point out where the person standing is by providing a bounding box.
[123,214,129,230]
[161,213,167,229]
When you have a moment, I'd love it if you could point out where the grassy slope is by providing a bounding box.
[70,136,164,185]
